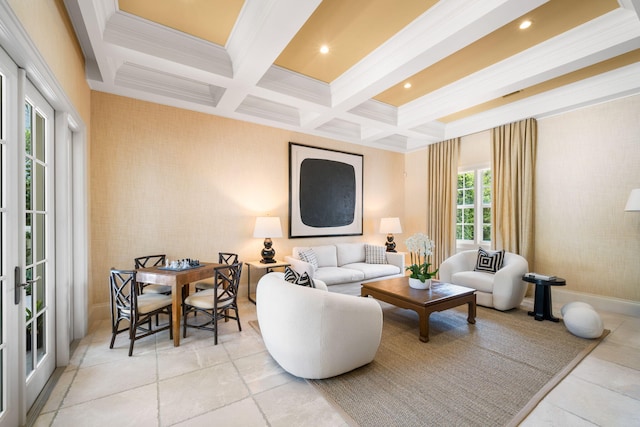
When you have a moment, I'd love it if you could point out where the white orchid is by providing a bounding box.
[405,233,438,282]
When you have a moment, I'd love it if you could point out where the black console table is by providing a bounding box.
[523,274,566,322]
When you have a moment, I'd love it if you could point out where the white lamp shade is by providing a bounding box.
[379,217,402,234]
[625,189,640,211]
[253,217,283,238]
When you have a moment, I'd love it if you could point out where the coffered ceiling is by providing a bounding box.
[64,0,640,152]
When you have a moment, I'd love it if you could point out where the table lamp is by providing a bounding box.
[253,216,283,263]
[379,217,402,252]
[625,189,640,211]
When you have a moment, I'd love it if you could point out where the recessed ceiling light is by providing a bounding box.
[404,82,412,89]
[519,20,532,30]
[320,45,329,54]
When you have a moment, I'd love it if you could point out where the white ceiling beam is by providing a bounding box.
[400,8,640,129]
[219,0,321,112]
[301,0,546,133]
[444,63,640,139]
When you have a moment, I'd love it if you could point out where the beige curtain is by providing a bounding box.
[491,118,537,265]
[427,138,460,273]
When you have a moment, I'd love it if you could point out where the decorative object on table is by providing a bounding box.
[379,217,402,252]
[253,216,283,263]
[624,188,640,211]
[561,302,604,339]
[289,142,363,238]
[405,233,438,289]
[160,258,201,271]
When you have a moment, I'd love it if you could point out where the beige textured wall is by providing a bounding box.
[8,0,91,125]
[90,92,404,311]
[536,94,640,301]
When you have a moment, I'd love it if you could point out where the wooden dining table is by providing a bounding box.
[135,262,223,346]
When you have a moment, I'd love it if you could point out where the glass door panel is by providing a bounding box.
[24,82,55,409]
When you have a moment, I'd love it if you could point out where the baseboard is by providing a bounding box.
[89,302,111,329]
[552,289,640,318]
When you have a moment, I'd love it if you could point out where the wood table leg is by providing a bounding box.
[467,295,476,324]
[419,309,430,342]
[172,289,181,346]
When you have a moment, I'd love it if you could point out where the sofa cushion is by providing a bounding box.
[474,247,505,273]
[364,244,387,264]
[298,248,319,269]
[343,262,400,280]
[450,271,495,293]
[284,266,315,288]
[336,243,365,266]
[314,267,365,285]
[310,245,338,268]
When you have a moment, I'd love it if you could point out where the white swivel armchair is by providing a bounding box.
[256,272,382,379]
[439,250,529,311]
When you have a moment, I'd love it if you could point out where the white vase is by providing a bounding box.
[409,278,431,290]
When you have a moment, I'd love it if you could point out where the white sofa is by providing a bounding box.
[284,243,404,289]
[256,272,382,379]
[439,250,529,311]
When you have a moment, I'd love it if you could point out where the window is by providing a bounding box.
[456,168,491,246]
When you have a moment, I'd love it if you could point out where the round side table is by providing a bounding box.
[523,275,566,322]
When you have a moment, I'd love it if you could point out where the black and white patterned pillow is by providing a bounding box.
[284,266,315,288]
[298,248,318,268]
[365,244,387,264]
[474,247,505,273]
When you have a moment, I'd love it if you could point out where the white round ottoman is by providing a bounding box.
[561,302,604,339]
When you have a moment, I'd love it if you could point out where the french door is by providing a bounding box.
[23,69,56,410]
[0,45,56,426]
[0,43,21,427]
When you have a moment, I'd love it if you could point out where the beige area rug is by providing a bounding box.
[303,305,609,427]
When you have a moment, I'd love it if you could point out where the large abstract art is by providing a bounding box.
[289,143,363,238]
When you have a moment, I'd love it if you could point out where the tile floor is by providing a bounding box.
[34,296,640,426]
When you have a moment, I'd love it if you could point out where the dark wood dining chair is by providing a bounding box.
[134,254,172,294]
[194,252,239,291]
[182,261,243,344]
[109,269,173,356]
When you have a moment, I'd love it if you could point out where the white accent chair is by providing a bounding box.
[439,250,529,311]
[256,272,382,379]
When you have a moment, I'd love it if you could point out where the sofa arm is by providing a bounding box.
[284,255,316,278]
[492,257,529,311]
[385,252,405,272]
[439,251,472,282]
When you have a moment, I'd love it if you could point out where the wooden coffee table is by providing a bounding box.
[361,277,476,342]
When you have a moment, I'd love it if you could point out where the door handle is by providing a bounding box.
[14,266,40,305]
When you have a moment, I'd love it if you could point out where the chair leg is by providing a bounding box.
[109,319,119,349]
[183,307,188,339]
[128,321,136,357]
[214,316,218,345]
